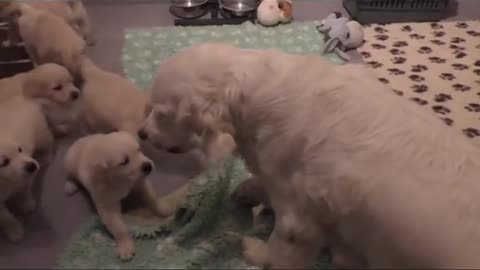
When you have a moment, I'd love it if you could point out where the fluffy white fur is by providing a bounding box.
[140,43,480,268]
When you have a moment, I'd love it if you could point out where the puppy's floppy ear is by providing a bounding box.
[22,77,45,99]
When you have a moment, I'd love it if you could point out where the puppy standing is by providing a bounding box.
[76,57,150,135]
[64,132,174,261]
[8,2,87,77]
[0,63,83,137]
[0,96,55,242]
[140,43,480,269]
[26,0,95,45]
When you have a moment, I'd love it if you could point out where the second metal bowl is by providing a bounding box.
[219,0,258,16]
[171,0,208,8]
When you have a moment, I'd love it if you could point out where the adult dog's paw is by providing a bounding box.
[242,236,270,267]
[117,238,136,262]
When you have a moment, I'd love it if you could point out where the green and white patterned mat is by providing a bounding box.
[57,21,343,269]
[122,21,344,90]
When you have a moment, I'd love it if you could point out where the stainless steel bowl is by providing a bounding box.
[219,0,258,16]
[171,0,208,8]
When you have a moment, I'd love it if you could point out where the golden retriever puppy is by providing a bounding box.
[26,0,95,46]
[64,132,173,261]
[0,96,55,242]
[7,2,87,77]
[0,63,83,137]
[77,57,150,135]
[139,43,480,269]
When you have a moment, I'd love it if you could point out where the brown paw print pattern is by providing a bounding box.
[360,20,480,144]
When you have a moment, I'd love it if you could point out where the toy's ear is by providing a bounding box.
[324,38,341,54]
[316,24,329,33]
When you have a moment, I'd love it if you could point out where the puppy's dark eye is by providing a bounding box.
[1,158,10,167]
[18,147,22,153]
[120,156,129,166]
[53,84,63,91]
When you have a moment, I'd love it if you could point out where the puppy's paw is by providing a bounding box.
[117,238,135,262]
[64,181,79,196]
[4,223,25,243]
[242,236,270,267]
[18,198,37,215]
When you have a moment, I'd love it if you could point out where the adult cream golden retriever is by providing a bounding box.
[139,43,480,269]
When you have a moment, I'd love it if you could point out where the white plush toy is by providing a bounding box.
[256,0,293,27]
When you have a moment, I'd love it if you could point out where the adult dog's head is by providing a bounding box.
[138,43,242,155]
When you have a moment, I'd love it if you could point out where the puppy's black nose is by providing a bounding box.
[71,91,79,100]
[137,129,148,141]
[141,162,152,174]
[24,161,38,174]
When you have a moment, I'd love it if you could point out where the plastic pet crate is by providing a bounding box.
[343,0,451,24]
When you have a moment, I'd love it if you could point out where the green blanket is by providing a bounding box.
[57,21,344,269]
[122,21,344,90]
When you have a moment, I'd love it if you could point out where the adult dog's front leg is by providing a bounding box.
[134,180,174,217]
[95,203,135,261]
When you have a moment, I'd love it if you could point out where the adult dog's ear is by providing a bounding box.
[144,102,153,118]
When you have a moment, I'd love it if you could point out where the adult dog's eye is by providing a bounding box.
[53,84,63,91]
[1,158,10,167]
[18,147,22,153]
[120,156,129,166]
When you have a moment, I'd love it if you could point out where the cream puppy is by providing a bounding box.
[64,132,173,261]
[26,0,95,45]
[0,63,83,137]
[139,43,480,269]
[0,96,55,242]
[9,2,87,77]
[77,57,150,135]
[1,0,94,46]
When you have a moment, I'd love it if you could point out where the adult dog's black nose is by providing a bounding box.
[141,162,152,174]
[137,129,148,141]
[71,91,79,100]
[24,161,38,174]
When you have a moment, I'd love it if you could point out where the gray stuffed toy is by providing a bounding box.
[316,12,365,61]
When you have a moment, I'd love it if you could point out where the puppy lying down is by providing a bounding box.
[64,132,175,261]
[140,43,480,268]
[0,96,55,242]
[0,63,83,137]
